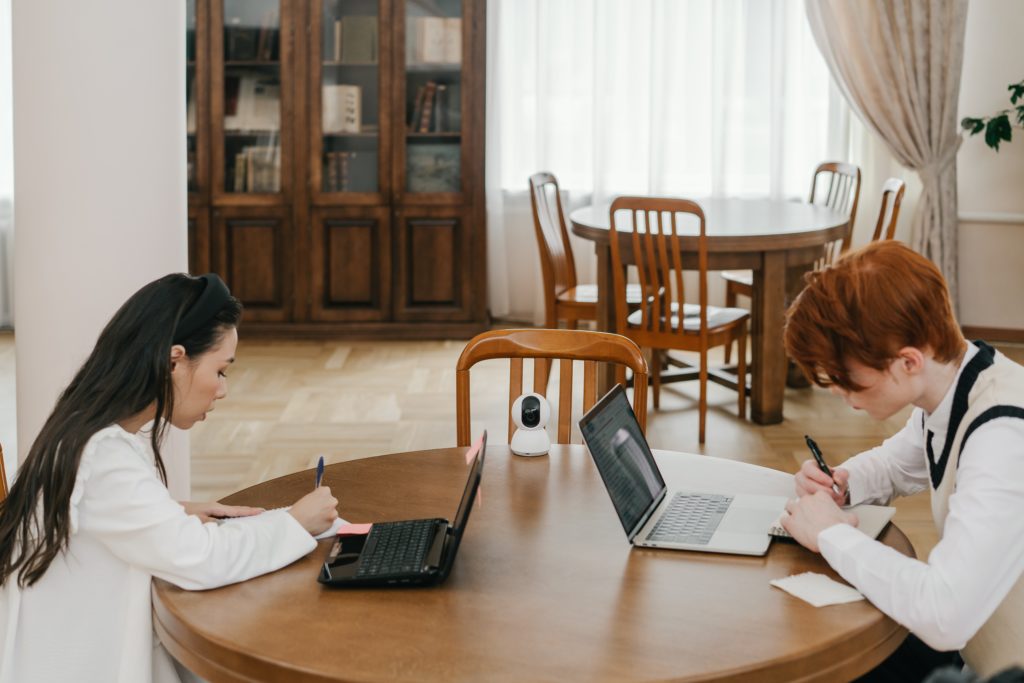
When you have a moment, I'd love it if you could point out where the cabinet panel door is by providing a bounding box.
[309,207,391,321]
[211,207,292,322]
[188,209,211,275]
[393,206,472,321]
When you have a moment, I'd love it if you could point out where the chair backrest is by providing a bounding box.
[607,196,709,348]
[809,161,862,257]
[456,329,648,446]
[528,172,577,299]
[870,178,906,242]
[0,443,7,503]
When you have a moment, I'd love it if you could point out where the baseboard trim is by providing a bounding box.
[962,326,1024,343]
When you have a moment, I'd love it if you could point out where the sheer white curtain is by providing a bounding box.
[486,0,855,322]
[0,0,12,329]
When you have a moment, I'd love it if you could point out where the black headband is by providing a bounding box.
[173,273,232,344]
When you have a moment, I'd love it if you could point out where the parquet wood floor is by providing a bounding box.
[2,331,1021,562]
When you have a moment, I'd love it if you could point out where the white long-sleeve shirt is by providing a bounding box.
[817,344,1024,651]
[0,425,318,683]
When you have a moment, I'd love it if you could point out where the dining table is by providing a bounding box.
[570,197,849,424]
[152,444,911,682]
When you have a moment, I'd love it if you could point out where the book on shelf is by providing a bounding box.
[322,84,361,134]
[233,145,281,193]
[332,19,343,62]
[340,16,378,64]
[418,81,437,132]
[408,81,459,132]
[409,16,462,65]
[225,75,280,131]
[186,82,197,135]
[323,151,377,192]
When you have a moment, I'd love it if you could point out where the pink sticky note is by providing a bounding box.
[337,523,372,536]
[465,433,484,465]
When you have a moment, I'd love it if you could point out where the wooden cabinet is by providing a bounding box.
[186,0,487,336]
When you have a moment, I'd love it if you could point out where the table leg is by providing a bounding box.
[750,252,786,424]
[595,242,616,394]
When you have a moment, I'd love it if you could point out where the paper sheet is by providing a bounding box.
[770,572,864,607]
[217,508,348,540]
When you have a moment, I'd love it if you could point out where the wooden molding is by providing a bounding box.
[962,326,1024,343]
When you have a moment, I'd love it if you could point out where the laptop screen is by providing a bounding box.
[579,386,666,539]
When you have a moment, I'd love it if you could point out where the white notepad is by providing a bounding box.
[770,503,896,539]
[770,572,865,607]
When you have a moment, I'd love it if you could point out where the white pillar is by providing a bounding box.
[12,1,191,498]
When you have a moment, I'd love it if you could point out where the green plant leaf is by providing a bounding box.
[961,117,986,134]
[1017,106,1024,127]
[1010,80,1024,105]
[984,114,1012,151]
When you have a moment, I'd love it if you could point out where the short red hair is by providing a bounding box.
[784,241,965,391]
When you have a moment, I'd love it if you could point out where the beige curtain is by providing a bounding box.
[805,0,967,307]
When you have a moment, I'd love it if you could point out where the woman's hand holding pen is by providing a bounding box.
[795,460,851,506]
[289,487,339,535]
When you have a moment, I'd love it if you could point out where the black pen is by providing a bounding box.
[804,435,841,495]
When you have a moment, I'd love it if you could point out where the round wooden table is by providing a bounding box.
[570,198,848,424]
[153,445,910,682]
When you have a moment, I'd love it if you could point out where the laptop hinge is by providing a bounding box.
[425,520,449,568]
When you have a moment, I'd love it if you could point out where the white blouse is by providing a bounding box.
[0,425,317,683]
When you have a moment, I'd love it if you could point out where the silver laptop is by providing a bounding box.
[579,385,787,556]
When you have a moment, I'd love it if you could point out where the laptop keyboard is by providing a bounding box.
[646,492,733,545]
[356,519,439,577]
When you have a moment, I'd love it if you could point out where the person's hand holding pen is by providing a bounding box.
[289,456,338,535]
[795,436,851,506]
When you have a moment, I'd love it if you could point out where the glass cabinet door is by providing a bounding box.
[315,0,384,197]
[402,0,462,197]
[219,0,283,195]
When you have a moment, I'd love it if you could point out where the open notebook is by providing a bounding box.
[217,508,347,540]
[770,503,896,539]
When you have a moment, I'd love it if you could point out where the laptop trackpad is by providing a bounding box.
[720,506,776,534]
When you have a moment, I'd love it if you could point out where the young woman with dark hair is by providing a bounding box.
[781,241,1024,680]
[0,273,339,683]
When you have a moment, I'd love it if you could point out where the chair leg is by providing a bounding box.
[699,350,707,445]
[736,329,747,421]
[723,283,737,365]
[650,349,661,410]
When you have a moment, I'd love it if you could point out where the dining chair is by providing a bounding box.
[870,178,906,242]
[608,197,749,445]
[0,443,7,503]
[455,328,648,447]
[529,172,643,329]
[722,161,861,363]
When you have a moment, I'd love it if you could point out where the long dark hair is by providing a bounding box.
[0,273,242,588]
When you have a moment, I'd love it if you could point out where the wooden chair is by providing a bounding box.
[0,443,7,503]
[529,172,642,329]
[723,161,861,362]
[455,328,648,447]
[608,197,749,444]
[870,178,906,241]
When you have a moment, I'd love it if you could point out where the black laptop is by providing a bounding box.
[318,432,486,587]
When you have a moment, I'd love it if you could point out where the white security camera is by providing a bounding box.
[510,392,551,456]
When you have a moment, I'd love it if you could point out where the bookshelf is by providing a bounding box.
[187,0,487,334]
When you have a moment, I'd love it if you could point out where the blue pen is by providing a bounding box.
[315,455,325,489]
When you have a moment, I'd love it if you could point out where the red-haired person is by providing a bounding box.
[781,241,1024,681]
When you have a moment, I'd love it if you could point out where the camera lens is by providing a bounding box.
[522,396,541,428]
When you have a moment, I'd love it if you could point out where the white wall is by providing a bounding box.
[956,0,1024,330]
[12,1,191,497]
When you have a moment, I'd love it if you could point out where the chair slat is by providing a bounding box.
[508,358,524,443]
[558,358,573,444]
[583,360,598,415]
